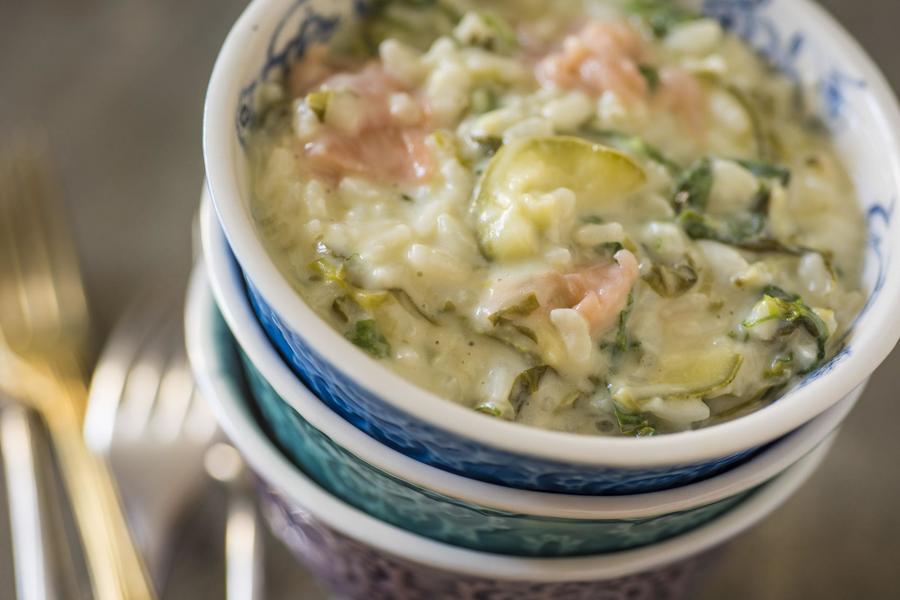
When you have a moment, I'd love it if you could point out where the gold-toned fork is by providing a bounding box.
[0,140,157,600]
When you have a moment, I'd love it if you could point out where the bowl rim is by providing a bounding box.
[186,256,836,581]
[203,0,900,468]
[202,196,860,519]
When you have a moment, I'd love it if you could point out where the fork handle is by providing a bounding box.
[41,377,157,600]
[1,405,59,600]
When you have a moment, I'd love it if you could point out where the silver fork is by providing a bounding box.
[84,295,218,585]
[1,403,58,600]
[84,286,264,600]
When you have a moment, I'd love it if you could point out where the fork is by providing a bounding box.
[84,294,218,585]
[1,403,58,600]
[0,140,156,599]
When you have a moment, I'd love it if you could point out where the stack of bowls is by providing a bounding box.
[193,0,900,597]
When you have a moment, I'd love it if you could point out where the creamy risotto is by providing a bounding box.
[248,0,866,436]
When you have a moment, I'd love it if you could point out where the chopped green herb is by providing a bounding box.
[735,159,792,186]
[749,182,772,214]
[363,0,462,51]
[744,286,830,363]
[580,129,681,175]
[638,64,661,93]
[644,261,698,298]
[673,158,714,211]
[476,136,504,157]
[678,208,799,253]
[613,403,657,437]
[509,366,549,413]
[304,91,332,121]
[312,243,388,309]
[715,237,829,269]
[512,324,539,343]
[472,11,518,54]
[600,242,625,255]
[627,0,699,38]
[764,352,794,379]
[347,319,391,359]
[723,84,777,160]
[612,293,639,358]
[353,289,390,311]
[310,256,348,287]
[489,293,540,326]
[474,404,503,418]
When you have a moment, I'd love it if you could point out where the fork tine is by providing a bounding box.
[8,146,60,339]
[0,155,31,348]
[84,294,175,453]
[14,149,63,340]
[147,320,193,443]
[21,143,92,351]
[184,386,217,443]
[117,311,181,440]
[150,354,195,443]
[0,138,91,360]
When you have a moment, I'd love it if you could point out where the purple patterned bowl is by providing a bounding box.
[203,0,900,495]
[187,261,838,600]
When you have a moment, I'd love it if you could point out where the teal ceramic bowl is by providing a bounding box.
[201,200,861,557]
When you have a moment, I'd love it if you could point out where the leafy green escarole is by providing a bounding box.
[672,157,804,254]
[673,158,713,211]
[626,0,701,38]
[347,320,392,358]
[580,128,681,175]
[742,286,830,364]
[614,403,656,437]
[609,292,640,358]
[475,365,549,419]
[643,260,698,298]
[488,293,540,326]
[735,159,792,187]
[362,0,462,51]
[310,243,392,358]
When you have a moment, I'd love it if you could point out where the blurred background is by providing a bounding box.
[1,1,898,598]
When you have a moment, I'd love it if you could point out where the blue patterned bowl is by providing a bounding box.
[203,0,900,494]
[187,259,838,599]
[200,199,861,557]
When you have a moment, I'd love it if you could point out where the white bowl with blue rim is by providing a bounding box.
[200,196,861,557]
[186,259,839,599]
[203,0,900,494]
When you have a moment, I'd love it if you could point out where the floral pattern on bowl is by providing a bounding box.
[259,483,707,600]
[205,0,900,495]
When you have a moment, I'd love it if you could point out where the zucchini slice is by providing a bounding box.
[612,350,743,405]
[473,136,647,261]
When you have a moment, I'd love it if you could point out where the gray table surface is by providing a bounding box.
[2,1,899,598]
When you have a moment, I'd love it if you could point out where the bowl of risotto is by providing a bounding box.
[201,197,860,556]
[186,263,838,599]
[204,0,900,494]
